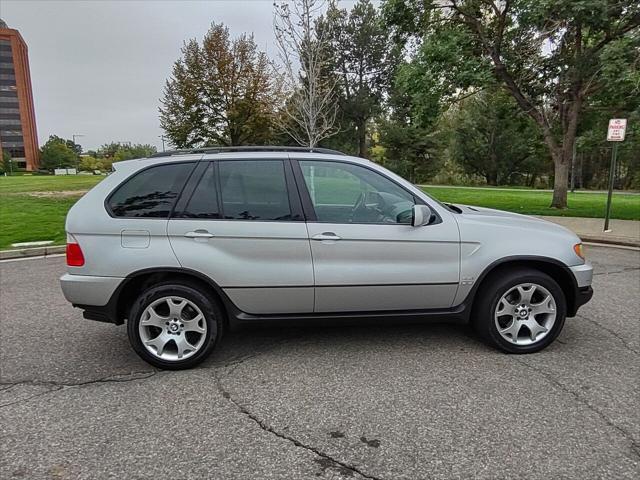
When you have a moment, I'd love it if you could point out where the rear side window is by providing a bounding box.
[219,160,292,221]
[108,162,195,218]
[182,163,220,219]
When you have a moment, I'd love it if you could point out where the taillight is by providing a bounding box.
[66,234,85,267]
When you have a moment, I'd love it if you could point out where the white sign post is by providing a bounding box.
[607,118,627,141]
[604,119,627,231]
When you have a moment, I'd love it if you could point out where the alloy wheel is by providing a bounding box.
[138,296,207,361]
[494,283,557,346]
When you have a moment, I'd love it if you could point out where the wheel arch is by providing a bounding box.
[468,256,579,319]
[112,267,234,328]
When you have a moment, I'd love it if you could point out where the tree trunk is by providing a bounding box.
[357,119,367,159]
[551,152,569,209]
[485,171,498,186]
[550,97,581,209]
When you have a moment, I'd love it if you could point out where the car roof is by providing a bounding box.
[113,150,372,172]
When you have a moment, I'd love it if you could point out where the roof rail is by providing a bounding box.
[150,146,346,158]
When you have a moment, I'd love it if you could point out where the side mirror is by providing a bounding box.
[412,204,435,227]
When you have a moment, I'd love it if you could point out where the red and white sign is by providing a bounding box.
[607,118,627,142]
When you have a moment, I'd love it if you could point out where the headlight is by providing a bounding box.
[573,243,585,261]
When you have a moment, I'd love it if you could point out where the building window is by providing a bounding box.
[0,135,23,142]
[5,147,25,158]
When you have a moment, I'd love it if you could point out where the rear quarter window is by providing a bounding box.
[107,162,195,218]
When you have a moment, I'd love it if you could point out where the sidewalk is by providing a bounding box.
[538,216,640,247]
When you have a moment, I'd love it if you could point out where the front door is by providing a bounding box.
[296,160,460,313]
[168,159,314,314]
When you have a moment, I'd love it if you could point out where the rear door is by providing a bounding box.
[294,159,460,313]
[167,157,314,314]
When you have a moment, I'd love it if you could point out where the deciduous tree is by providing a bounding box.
[383,0,640,207]
[160,23,279,147]
[274,0,338,148]
[319,0,398,157]
[39,136,78,170]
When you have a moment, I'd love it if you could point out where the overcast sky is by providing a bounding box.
[0,0,366,151]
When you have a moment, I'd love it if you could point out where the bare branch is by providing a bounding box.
[273,0,338,147]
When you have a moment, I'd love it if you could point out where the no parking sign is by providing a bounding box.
[607,119,627,142]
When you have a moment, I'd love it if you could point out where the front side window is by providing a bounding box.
[108,162,195,218]
[219,160,292,221]
[299,161,415,224]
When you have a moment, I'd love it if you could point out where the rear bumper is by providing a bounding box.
[60,273,123,306]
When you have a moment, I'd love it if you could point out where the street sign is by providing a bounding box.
[604,118,627,231]
[607,118,627,141]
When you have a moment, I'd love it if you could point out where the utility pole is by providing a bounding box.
[159,135,166,152]
[72,134,85,173]
[570,139,577,193]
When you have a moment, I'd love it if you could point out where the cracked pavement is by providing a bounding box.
[0,245,638,479]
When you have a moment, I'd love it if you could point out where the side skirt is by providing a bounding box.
[227,303,470,331]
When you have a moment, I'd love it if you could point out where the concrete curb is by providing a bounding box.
[0,245,66,260]
[578,235,640,248]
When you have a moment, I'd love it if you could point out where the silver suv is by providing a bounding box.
[60,147,593,369]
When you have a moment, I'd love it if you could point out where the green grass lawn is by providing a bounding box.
[421,186,639,220]
[0,175,104,249]
[0,174,637,250]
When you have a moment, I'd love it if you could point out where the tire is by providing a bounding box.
[127,282,224,369]
[473,268,566,354]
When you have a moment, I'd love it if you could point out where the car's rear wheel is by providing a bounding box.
[127,282,223,369]
[473,268,566,353]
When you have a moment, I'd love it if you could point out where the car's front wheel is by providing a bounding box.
[127,282,223,369]
[473,268,566,353]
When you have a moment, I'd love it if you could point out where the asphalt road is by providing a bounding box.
[1,246,638,479]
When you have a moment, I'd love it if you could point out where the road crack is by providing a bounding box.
[0,370,157,409]
[210,338,386,480]
[214,370,383,480]
[593,266,640,276]
[576,313,640,356]
[513,357,640,460]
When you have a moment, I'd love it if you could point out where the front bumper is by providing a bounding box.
[568,262,594,316]
[574,286,594,313]
[569,262,593,288]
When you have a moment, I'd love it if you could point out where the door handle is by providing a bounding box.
[311,232,341,241]
[184,230,214,239]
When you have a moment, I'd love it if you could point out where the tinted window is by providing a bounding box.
[219,160,292,221]
[299,161,415,224]
[182,163,220,219]
[109,162,194,218]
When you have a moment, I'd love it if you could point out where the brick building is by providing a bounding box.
[0,18,39,170]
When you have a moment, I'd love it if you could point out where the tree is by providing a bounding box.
[383,0,640,208]
[1,151,11,174]
[274,0,338,147]
[39,136,78,170]
[160,23,279,147]
[447,89,548,185]
[376,44,445,183]
[319,0,398,157]
[98,142,157,162]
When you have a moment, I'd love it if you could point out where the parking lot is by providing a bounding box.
[1,245,638,479]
